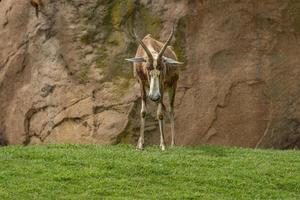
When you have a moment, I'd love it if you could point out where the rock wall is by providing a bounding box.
[0,0,300,149]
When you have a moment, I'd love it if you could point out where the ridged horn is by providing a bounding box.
[132,29,153,63]
[157,25,175,61]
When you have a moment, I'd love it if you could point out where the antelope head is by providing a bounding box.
[126,27,183,102]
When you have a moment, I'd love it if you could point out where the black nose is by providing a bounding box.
[149,94,161,102]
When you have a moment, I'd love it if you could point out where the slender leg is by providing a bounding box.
[157,103,166,151]
[169,107,175,147]
[137,100,146,149]
[137,83,146,150]
[168,81,177,147]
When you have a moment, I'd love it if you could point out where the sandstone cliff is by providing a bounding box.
[1,0,300,149]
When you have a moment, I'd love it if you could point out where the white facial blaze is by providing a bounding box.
[149,69,160,98]
[149,76,160,97]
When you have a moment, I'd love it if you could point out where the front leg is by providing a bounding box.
[168,80,177,147]
[137,82,147,150]
[169,107,175,147]
[157,103,166,151]
[137,99,146,150]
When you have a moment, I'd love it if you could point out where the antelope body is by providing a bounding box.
[126,27,183,150]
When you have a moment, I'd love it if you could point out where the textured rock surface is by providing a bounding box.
[0,0,300,149]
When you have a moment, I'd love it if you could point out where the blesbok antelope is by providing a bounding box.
[126,26,183,150]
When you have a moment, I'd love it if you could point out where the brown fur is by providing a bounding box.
[132,33,180,150]
[134,34,179,88]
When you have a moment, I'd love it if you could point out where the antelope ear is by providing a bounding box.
[125,57,146,63]
[164,57,184,65]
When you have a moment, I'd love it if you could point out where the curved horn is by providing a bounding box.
[132,29,153,63]
[157,25,175,61]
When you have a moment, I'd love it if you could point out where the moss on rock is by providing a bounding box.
[133,6,162,38]
[173,17,187,66]
[70,0,167,88]
[111,0,136,29]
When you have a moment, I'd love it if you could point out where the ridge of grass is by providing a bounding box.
[0,144,299,199]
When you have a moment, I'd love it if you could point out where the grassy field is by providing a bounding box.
[0,145,299,200]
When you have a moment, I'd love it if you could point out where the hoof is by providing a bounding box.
[136,143,144,150]
[160,145,166,151]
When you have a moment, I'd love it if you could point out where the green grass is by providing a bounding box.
[0,145,299,199]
